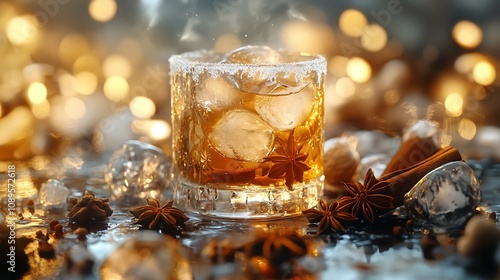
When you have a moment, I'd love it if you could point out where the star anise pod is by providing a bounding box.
[244,229,308,265]
[67,191,113,226]
[265,130,311,190]
[339,169,394,223]
[303,200,357,234]
[130,198,189,237]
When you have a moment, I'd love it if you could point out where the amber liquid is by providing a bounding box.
[171,51,324,219]
[171,71,324,190]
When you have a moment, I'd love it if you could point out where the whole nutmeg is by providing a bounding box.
[323,137,360,186]
[457,215,500,259]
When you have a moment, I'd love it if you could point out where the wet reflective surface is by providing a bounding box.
[1,155,499,279]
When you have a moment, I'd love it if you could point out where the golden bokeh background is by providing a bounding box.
[0,0,499,161]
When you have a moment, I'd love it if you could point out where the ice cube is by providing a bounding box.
[224,45,282,65]
[403,120,440,143]
[224,46,283,93]
[196,76,239,110]
[255,85,314,131]
[404,161,481,229]
[99,232,191,280]
[357,154,390,180]
[39,179,71,210]
[105,140,171,205]
[208,109,274,162]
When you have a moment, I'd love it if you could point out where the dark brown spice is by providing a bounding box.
[130,198,189,237]
[265,130,311,190]
[243,229,308,265]
[421,232,439,260]
[53,224,64,239]
[383,136,439,175]
[74,227,88,242]
[67,191,113,226]
[27,199,35,214]
[339,169,394,223]
[38,240,55,259]
[488,212,497,222]
[303,200,357,234]
[49,220,60,231]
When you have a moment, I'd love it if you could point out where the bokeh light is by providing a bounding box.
[73,55,101,76]
[104,75,129,102]
[452,20,482,49]
[360,24,388,52]
[335,77,356,99]
[444,93,464,117]
[473,61,496,85]
[339,9,367,37]
[214,34,242,53]
[27,82,47,104]
[6,16,38,46]
[346,57,371,83]
[147,120,171,141]
[434,74,469,102]
[73,71,98,95]
[89,0,117,22]
[384,89,401,105]
[328,56,348,77]
[59,33,90,66]
[281,20,335,55]
[103,55,132,78]
[458,118,477,140]
[58,73,78,97]
[454,53,487,74]
[64,97,86,120]
[32,100,50,120]
[117,38,143,65]
[129,96,156,119]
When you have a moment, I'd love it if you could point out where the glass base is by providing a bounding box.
[172,179,323,220]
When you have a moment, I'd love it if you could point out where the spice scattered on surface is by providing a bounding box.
[303,200,357,234]
[67,191,113,227]
[130,198,189,237]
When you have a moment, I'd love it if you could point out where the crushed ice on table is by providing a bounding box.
[255,85,314,131]
[38,179,71,210]
[99,231,191,280]
[105,140,171,205]
[404,161,481,229]
[208,109,274,162]
[403,120,441,143]
[358,154,390,180]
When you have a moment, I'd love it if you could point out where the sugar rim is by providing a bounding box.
[169,49,327,81]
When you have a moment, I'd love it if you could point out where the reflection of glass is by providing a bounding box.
[169,46,326,219]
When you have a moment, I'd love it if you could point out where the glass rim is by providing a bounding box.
[169,48,326,81]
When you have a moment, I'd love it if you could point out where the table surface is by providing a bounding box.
[1,155,499,280]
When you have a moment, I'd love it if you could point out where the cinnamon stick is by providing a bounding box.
[383,136,439,176]
[380,146,462,208]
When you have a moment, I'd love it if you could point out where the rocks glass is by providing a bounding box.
[169,46,326,219]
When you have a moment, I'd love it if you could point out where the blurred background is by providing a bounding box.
[1,0,500,162]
